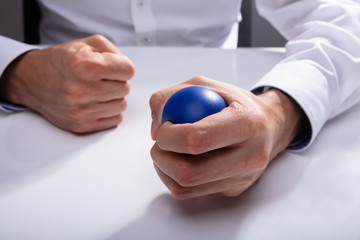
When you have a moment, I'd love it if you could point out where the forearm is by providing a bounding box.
[254,0,360,149]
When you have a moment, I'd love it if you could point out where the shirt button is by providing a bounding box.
[142,36,152,44]
[137,0,144,7]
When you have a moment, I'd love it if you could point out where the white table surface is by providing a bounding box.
[0,47,359,240]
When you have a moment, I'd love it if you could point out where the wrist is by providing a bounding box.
[257,88,307,155]
[0,50,39,107]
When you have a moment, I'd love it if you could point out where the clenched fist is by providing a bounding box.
[0,35,135,133]
[150,76,306,199]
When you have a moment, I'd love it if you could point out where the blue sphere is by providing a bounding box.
[162,86,227,124]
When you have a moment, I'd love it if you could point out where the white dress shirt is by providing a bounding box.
[1,0,360,150]
[37,0,241,48]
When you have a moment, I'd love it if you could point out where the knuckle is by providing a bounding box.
[123,81,131,96]
[219,178,253,197]
[149,90,166,110]
[122,60,136,79]
[150,144,158,161]
[67,54,82,74]
[172,160,200,188]
[67,54,104,80]
[186,75,208,86]
[220,188,245,198]
[119,98,128,112]
[66,121,89,133]
[114,114,124,125]
[245,147,270,173]
[66,107,88,123]
[110,101,127,116]
[67,52,82,68]
[90,34,107,44]
[220,191,241,197]
[107,114,123,128]
[169,186,191,200]
[63,82,91,104]
[183,127,208,155]
[78,60,103,79]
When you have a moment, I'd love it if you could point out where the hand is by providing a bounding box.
[149,76,305,199]
[0,35,135,133]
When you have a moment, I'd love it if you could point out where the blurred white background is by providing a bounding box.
[0,0,286,47]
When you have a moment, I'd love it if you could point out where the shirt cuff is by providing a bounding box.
[251,86,312,151]
[0,36,38,113]
[0,101,27,112]
[251,60,330,151]
[0,36,38,77]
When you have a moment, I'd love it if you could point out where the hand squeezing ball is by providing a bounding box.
[162,86,227,124]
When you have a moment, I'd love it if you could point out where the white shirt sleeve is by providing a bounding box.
[0,36,37,112]
[253,0,360,150]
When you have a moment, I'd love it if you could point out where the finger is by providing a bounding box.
[84,34,121,54]
[63,98,128,127]
[100,52,135,81]
[89,114,124,133]
[151,143,266,187]
[92,80,131,102]
[155,101,257,155]
[83,102,129,132]
[81,98,128,120]
[220,170,264,197]
[65,113,124,134]
[81,35,135,81]
[69,51,135,83]
[154,164,256,199]
[96,98,128,119]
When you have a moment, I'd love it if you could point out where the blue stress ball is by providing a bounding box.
[162,86,227,124]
